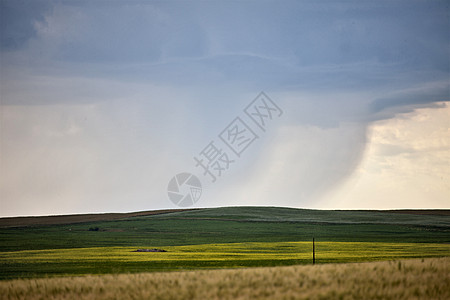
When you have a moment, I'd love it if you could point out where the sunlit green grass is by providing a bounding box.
[1,207,448,280]
[2,207,449,252]
[1,241,449,279]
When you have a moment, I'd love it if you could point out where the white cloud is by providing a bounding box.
[323,103,450,209]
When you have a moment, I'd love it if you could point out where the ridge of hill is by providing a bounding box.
[1,206,449,228]
[0,209,197,228]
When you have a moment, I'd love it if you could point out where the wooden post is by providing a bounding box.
[313,237,315,265]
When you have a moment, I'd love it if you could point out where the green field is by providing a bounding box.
[1,207,449,280]
[1,242,449,280]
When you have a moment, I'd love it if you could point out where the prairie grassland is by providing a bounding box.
[1,257,449,300]
[2,207,449,254]
[1,241,449,279]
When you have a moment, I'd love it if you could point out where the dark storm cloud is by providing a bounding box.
[0,0,51,50]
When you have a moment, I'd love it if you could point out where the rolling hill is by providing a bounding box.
[1,206,449,280]
[1,207,449,252]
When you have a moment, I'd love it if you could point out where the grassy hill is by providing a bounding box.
[1,206,449,252]
[1,207,449,280]
[0,208,196,228]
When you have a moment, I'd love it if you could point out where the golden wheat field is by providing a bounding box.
[1,257,449,300]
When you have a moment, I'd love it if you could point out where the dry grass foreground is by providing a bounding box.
[1,257,449,300]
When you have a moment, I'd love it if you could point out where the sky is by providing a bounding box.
[0,0,449,217]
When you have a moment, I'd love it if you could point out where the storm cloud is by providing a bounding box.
[1,0,448,216]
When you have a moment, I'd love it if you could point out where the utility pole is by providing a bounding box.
[313,237,315,265]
